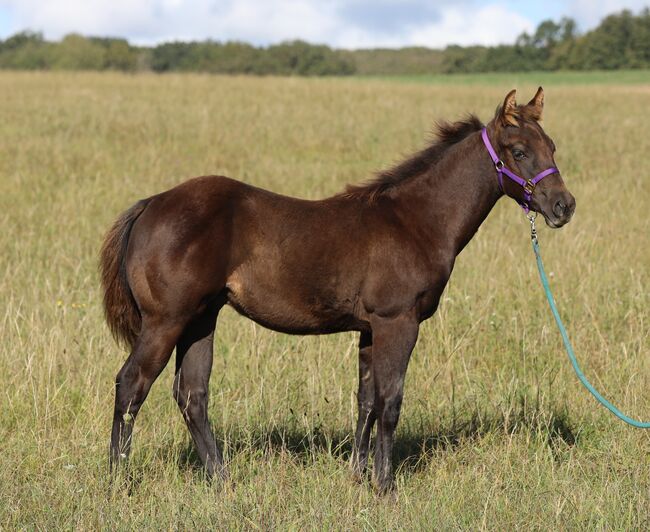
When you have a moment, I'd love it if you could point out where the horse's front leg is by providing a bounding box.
[369,313,419,494]
[351,331,375,481]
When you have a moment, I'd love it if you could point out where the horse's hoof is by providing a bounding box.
[351,470,364,484]
[372,476,396,497]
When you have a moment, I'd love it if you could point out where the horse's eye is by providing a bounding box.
[512,149,526,161]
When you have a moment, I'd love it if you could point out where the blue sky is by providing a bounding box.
[0,0,647,48]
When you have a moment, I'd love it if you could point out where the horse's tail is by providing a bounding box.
[100,198,151,350]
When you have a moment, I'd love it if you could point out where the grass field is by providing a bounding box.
[365,69,650,86]
[1,71,649,529]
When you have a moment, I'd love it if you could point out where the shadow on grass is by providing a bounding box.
[178,398,580,477]
[393,403,578,475]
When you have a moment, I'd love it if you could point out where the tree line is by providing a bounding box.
[1,9,649,75]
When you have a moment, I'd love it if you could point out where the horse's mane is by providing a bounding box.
[340,114,484,201]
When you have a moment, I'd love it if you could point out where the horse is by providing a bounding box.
[100,87,575,493]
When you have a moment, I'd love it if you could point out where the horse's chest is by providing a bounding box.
[361,251,452,321]
[416,288,444,321]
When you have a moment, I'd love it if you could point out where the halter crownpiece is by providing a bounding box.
[481,127,559,213]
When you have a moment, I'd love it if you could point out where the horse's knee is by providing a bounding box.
[115,361,134,391]
[173,381,207,419]
[358,396,375,415]
[114,354,168,419]
[379,394,403,431]
[114,365,145,416]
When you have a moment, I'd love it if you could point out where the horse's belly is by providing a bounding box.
[225,269,357,335]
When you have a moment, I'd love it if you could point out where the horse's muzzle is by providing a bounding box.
[542,192,576,228]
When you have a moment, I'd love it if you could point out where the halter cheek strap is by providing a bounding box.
[481,127,559,213]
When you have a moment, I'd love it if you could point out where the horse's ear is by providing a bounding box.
[527,86,544,121]
[499,89,519,127]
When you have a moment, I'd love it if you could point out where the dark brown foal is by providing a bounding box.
[101,88,575,493]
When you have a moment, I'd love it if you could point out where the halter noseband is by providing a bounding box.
[481,127,559,213]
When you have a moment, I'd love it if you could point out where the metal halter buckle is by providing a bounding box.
[495,160,505,171]
[523,180,535,195]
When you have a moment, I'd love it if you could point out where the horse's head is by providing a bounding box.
[490,87,576,228]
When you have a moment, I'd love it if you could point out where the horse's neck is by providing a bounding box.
[395,130,502,257]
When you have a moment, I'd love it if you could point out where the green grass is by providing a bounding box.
[0,71,649,529]
[361,69,650,86]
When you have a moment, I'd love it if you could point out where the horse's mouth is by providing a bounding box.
[541,211,571,229]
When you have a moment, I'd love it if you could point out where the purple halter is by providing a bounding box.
[481,127,559,213]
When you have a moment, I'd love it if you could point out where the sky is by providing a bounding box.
[0,0,647,49]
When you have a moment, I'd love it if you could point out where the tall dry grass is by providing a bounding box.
[0,71,648,529]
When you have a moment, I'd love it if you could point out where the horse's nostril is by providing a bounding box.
[568,196,576,213]
[553,200,567,218]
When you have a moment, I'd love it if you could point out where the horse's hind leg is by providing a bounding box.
[351,331,375,480]
[173,305,226,480]
[110,318,184,469]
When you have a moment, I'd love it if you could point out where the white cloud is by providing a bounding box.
[566,0,649,30]
[1,0,648,48]
[406,4,534,48]
[1,0,163,41]
[1,0,342,45]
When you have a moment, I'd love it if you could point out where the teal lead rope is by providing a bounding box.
[528,213,650,428]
